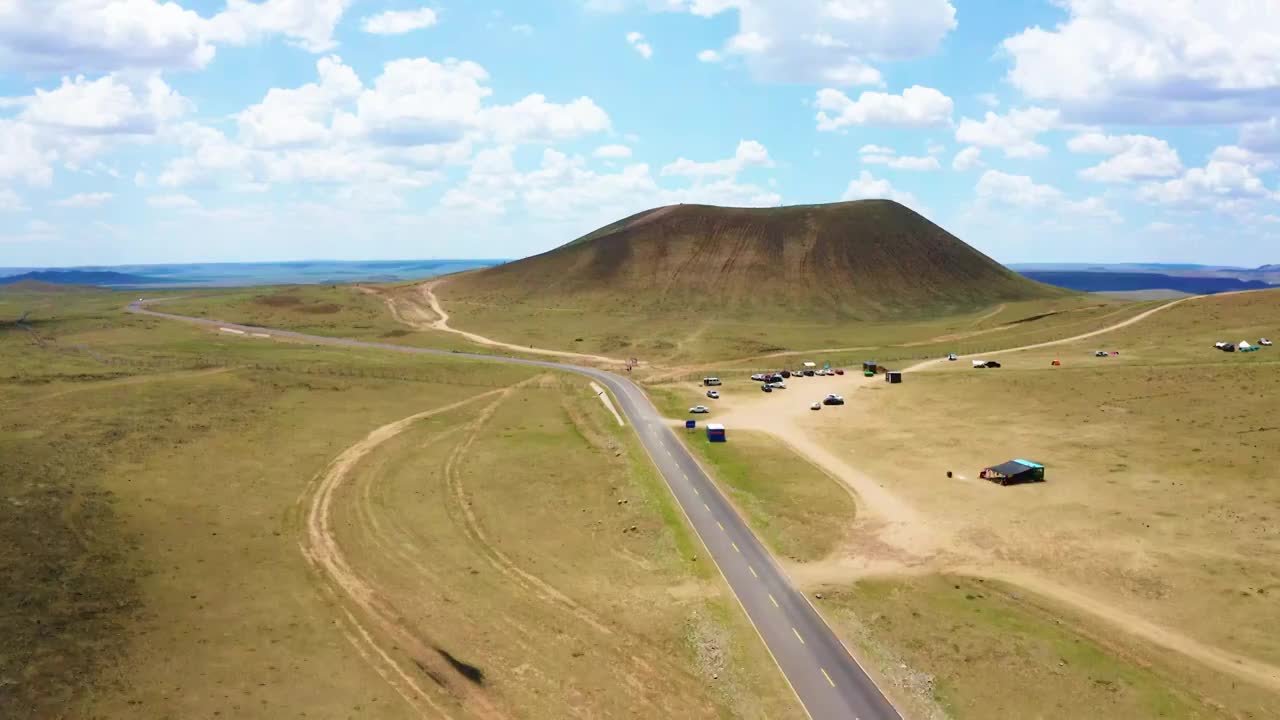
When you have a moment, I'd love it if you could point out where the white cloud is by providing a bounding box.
[954,107,1059,158]
[594,144,633,159]
[0,0,214,72]
[147,193,199,209]
[697,49,722,63]
[21,74,192,135]
[335,57,610,146]
[203,0,356,54]
[0,189,27,212]
[815,85,953,130]
[54,192,113,208]
[237,55,362,148]
[511,24,535,36]
[951,146,982,171]
[1139,145,1277,207]
[841,170,922,209]
[1239,117,1280,152]
[976,170,1061,206]
[626,31,653,59]
[361,7,438,35]
[1067,133,1182,182]
[975,169,1121,223]
[860,151,940,171]
[977,93,999,108]
[441,145,780,222]
[858,144,895,155]
[661,140,773,178]
[1145,221,1177,232]
[686,0,955,87]
[480,95,611,144]
[1001,0,1280,122]
[0,120,54,186]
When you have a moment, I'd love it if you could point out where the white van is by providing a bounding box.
[703,377,722,386]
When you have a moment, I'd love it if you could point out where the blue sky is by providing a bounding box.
[1,0,1277,267]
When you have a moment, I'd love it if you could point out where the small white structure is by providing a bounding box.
[219,327,246,335]
[803,361,817,369]
[1240,341,1253,350]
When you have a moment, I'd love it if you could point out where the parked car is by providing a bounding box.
[834,368,845,375]
[761,384,773,393]
[947,353,957,361]
[1094,350,1109,357]
[703,377,722,386]
[1262,338,1273,346]
[780,370,791,378]
[706,390,720,399]
[803,369,815,376]
[810,402,821,411]
[689,405,710,414]
[823,395,845,406]
[751,373,767,382]
[986,361,1002,368]
[769,382,786,389]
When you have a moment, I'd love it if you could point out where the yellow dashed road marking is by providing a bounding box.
[769,594,779,608]
[732,542,740,552]
[793,628,805,644]
[822,668,835,687]
[749,566,758,578]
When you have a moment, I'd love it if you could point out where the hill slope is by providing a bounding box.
[446,200,1066,319]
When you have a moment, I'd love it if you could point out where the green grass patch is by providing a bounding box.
[681,429,854,562]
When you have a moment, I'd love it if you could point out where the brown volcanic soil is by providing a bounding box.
[447,200,1067,320]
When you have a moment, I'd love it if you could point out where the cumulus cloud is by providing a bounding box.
[441,145,780,222]
[1067,133,1182,182]
[1139,146,1277,207]
[0,0,214,72]
[1000,0,1280,122]
[361,7,438,35]
[682,0,955,87]
[661,140,773,178]
[237,55,362,148]
[697,49,722,63]
[594,144,633,159]
[54,192,113,208]
[203,0,356,54]
[815,85,953,130]
[952,146,982,171]
[841,170,923,210]
[954,107,1059,158]
[857,146,939,171]
[21,74,192,135]
[976,169,1120,223]
[626,31,653,59]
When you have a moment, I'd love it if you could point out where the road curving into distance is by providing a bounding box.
[128,300,900,720]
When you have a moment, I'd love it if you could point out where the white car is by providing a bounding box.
[810,402,821,411]
[1262,338,1273,346]
[689,405,710,414]
[706,390,720,399]
[769,382,786,389]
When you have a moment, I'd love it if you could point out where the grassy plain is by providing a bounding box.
[824,575,1277,720]
[160,283,482,352]
[0,287,798,719]
[679,429,856,563]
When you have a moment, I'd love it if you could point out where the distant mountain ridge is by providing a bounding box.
[0,270,164,286]
[1019,271,1275,295]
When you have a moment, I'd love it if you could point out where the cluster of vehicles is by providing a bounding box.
[688,370,849,415]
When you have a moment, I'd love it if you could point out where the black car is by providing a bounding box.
[761,384,773,393]
[822,396,845,406]
[986,360,1002,368]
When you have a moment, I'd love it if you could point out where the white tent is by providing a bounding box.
[972,360,987,368]
[803,361,817,368]
[1240,341,1253,349]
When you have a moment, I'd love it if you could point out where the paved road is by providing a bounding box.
[128,301,900,720]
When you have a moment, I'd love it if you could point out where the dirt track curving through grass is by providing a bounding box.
[299,389,512,720]
[420,282,623,365]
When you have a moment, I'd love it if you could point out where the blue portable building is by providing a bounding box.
[706,423,726,442]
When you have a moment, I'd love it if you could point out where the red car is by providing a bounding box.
[834,368,844,375]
